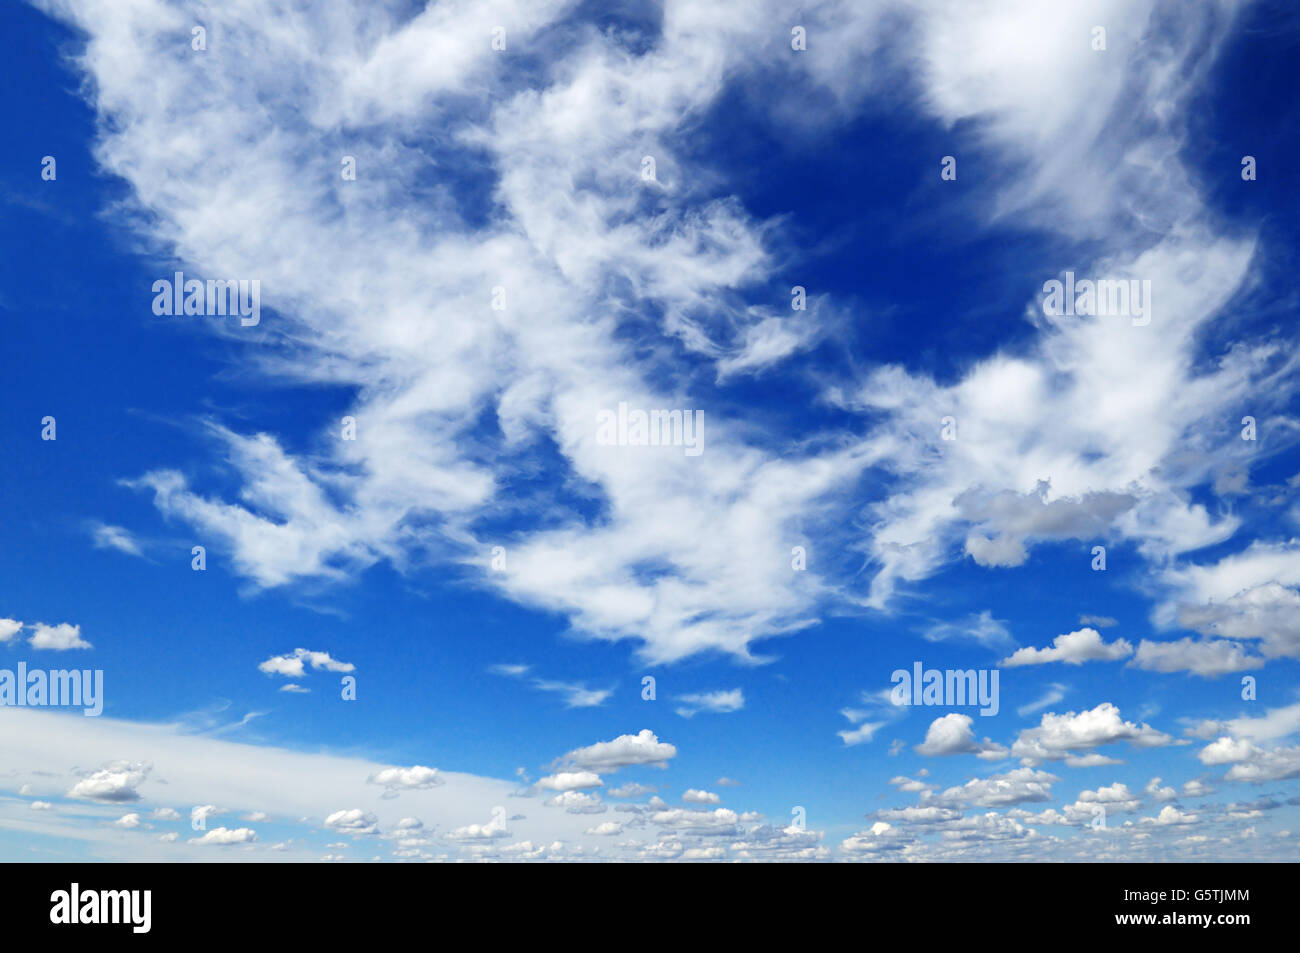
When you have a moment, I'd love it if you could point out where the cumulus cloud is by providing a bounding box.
[189,827,258,845]
[29,622,91,651]
[1001,628,1133,667]
[67,761,150,802]
[1199,737,1300,783]
[1011,703,1173,763]
[367,766,444,794]
[29,0,1288,684]
[536,772,603,792]
[930,767,1059,808]
[558,730,676,772]
[915,714,1009,760]
[324,809,380,836]
[258,648,354,678]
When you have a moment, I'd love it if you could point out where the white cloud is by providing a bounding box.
[536,772,602,792]
[532,680,613,709]
[29,623,91,651]
[682,789,721,805]
[258,648,354,678]
[1017,683,1067,717]
[190,827,258,845]
[931,768,1058,809]
[91,523,143,557]
[675,689,744,718]
[922,611,1014,650]
[559,730,676,772]
[915,714,1008,760]
[324,809,380,836]
[367,766,444,792]
[67,761,149,802]
[1011,703,1173,763]
[1001,628,1133,667]
[544,790,606,814]
[1130,638,1264,677]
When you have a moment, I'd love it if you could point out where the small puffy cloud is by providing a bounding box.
[559,729,676,772]
[889,776,933,794]
[682,789,721,804]
[931,767,1058,808]
[280,684,311,694]
[586,821,623,836]
[324,809,379,835]
[915,713,1008,760]
[152,807,181,820]
[258,648,354,678]
[67,762,149,802]
[243,811,270,823]
[649,808,741,835]
[1075,783,1140,812]
[0,619,21,642]
[841,821,912,855]
[537,771,602,792]
[544,790,606,814]
[875,806,963,824]
[30,801,52,811]
[393,817,423,831]
[1145,778,1177,802]
[1130,638,1263,677]
[114,812,142,828]
[675,689,744,718]
[29,622,91,651]
[190,827,258,845]
[1001,628,1132,667]
[367,766,444,793]
[1141,806,1198,826]
[1011,703,1173,763]
[158,832,178,843]
[1199,737,1300,782]
[446,811,509,841]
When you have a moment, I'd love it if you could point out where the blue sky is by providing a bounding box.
[1,0,1299,861]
